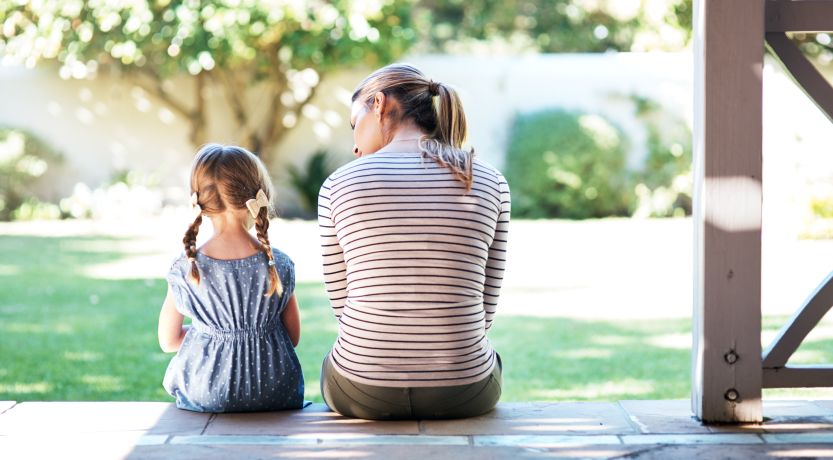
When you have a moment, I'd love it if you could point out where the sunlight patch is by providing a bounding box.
[82,254,170,280]
[553,349,613,359]
[0,265,20,275]
[771,449,833,457]
[530,379,655,400]
[590,336,634,346]
[789,349,829,364]
[3,323,44,333]
[81,375,124,392]
[64,351,102,362]
[0,382,51,394]
[648,333,691,350]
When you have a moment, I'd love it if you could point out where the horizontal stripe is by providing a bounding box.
[319,153,510,387]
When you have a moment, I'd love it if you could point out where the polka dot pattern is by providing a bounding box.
[162,247,304,413]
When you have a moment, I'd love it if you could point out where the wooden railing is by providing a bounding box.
[693,0,833,423]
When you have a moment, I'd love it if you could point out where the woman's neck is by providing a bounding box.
[375,124,427,154]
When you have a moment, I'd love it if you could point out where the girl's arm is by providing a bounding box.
[281,294,301,347]
[158,285,190,353]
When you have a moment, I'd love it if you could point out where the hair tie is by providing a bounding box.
[428,80,440,96]
[245,189,270,218]
[190,192,202,218]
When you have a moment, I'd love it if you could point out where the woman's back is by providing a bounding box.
[319,152,510,387]
[163,248,304,412]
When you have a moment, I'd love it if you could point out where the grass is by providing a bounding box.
[2,234,833,403]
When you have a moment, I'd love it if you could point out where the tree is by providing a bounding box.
[0,0,416,165]
[411,0,692,54]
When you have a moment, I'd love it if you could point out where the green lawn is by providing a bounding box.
[1,234,832,403]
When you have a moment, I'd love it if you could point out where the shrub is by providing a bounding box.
[504,109,635,219]
[58,170,163,220]
[287,150,337,217]
[0,128,62,221]
[631,96,693,218]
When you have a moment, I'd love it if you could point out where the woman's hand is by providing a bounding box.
[281,294,301,347]
[158,286,189,353]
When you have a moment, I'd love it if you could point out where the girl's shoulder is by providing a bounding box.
[168,252,188,272]
[166,252,191,286]
[269,246,294,269]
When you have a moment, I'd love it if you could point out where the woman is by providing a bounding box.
[317,64,510,419]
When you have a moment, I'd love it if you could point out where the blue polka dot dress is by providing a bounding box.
[162,247,304,413]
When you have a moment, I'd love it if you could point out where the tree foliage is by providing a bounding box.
[0,0,416,164]
[413,0,692,53]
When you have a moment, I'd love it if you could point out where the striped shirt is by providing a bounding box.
[318,151,511,387]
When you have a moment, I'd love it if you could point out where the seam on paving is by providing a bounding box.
[200,414,216,436]
[0,402,17,416]
[618,445,666,459]
[614,401,646,434]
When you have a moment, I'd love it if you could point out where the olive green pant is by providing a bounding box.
[320,353,502,420]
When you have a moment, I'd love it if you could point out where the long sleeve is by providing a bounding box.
[318,178,347,318]
[483,174,510,331]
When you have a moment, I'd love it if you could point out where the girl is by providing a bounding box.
[158,144,304,413]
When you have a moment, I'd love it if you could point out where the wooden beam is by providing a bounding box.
[763,271,833,368]
[766,32,833,124]
[692,0,764,424]
[766,0,833,32]
[764,365,833,388]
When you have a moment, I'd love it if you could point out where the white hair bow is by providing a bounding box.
[190,192,202,219]
[246,189,269,218]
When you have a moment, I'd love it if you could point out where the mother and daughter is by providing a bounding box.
[157,64,511,420]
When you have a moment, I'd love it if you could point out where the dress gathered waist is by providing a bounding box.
[192,319,279,339]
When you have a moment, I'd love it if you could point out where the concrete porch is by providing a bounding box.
[3,400,833,459]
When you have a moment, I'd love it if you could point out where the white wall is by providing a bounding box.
[0,52,693,209]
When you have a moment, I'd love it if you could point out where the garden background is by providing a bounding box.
[3,0,833,404]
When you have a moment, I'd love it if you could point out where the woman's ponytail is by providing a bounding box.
[421,81,474,191]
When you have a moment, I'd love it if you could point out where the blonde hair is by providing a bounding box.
[184,144,282,297]
[352,63,474,190]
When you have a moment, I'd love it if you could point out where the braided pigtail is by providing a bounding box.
[183,214,202,285]
[255,206,282,297]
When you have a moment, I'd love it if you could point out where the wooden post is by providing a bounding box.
[692,0,764,423]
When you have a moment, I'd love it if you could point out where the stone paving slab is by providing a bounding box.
[0,402,210,436]
[626,443,833,459]
[127,444,651,460]
[811,400,833,412]
[705,400,833,434]
[762,433,833,444]
[5,401,833,459]
[620,433,763,445]
[619,400,711,434]
[0,432,157,460]
[419,402,637,435]
[204,403,420,435]
[765,400,833,417]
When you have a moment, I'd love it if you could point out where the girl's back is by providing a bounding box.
[163,248,303,412]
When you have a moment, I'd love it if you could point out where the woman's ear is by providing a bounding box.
[373,92,386,120]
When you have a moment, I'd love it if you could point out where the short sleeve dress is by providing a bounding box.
[162,247,304,413]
